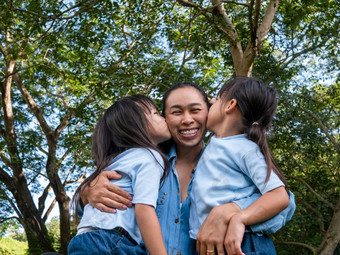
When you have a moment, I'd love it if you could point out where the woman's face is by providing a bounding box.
[164,87,208,149]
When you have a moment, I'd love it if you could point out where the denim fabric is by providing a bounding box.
[193,232,276,255]
[241,232,276,255]
[68,229,147,255]
[154,145,197,255]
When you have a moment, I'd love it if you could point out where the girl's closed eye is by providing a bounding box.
[148,107,171,145]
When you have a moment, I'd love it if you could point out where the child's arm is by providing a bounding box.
[224,186,289,255]
[135,204,167,255]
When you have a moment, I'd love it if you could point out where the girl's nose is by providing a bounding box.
[209,98,216,105]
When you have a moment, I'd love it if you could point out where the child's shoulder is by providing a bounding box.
[121,148,162,161]
[210,134,260,157]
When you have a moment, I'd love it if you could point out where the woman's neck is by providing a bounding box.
[175,142,203,165]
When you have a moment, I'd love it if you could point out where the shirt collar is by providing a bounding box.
[167,144,178,161]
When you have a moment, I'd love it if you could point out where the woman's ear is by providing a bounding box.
[224,99,238,113]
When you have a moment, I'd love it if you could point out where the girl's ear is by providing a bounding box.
[224,99,238,113]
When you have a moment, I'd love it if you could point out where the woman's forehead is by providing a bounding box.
[165,87,206,107]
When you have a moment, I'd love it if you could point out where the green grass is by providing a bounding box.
[0,237,28,255]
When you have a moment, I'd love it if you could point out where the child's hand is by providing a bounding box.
[224,213,246,255]
[196,203,241,255]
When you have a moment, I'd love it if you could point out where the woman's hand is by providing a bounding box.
[81,170,132,213]
[196,203,241,255]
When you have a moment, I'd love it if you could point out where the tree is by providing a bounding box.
[0,0,109,253]
[0,0,338,254]
[271,81,340,255]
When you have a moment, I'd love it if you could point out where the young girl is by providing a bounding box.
[189,77,292,255]
[68,95,171,255]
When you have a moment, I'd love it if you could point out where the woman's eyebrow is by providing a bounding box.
[169,103,202,109]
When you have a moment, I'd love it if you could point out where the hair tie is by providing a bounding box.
[252,122,259,126]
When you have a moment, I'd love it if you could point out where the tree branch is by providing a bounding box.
[298,199,326,233]
[256,0,279,43]
[0,216,22,225]
[302,108,340,154]
[55,93,95,138]
[38,183,53,215]
[0,184,23,220]
[274,240,316,254]
[6,0,102,21]
[146,9,202,90]
[42,198,57,222]
[279,35,333,70]
[222,0,248,7]
[289,175,335,210]
[211,0,238,42]
[13,73,54,141]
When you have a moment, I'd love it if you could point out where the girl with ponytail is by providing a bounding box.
[189,77,295,255]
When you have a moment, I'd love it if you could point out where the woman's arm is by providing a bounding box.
[196,187,290,255]
[135,204,167,255]
[196,203,241,255]
[81,170,132,213]
[224,186,289,255]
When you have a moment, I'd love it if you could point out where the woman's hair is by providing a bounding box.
[73,95,170,216]
[159,82,210,153]
[218,77,287,187]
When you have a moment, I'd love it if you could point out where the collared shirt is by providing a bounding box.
[78,142,295,254]
[77,148,163,244]
[189,134,296,238]
[155,145,197,255]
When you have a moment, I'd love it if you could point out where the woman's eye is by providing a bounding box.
[172,111,181,115]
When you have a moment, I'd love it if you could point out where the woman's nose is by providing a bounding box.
[182,112,194,124]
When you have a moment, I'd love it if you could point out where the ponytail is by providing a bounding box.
[219,77,288,187]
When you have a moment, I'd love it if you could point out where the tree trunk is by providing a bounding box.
[21,212,55,254]
[46,144,71,255]
[1,60,55,254]
[317,199,340,255]
[6,172,55,254]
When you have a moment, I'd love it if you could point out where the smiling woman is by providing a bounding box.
[163,86,209,150]
[80,82,296,255]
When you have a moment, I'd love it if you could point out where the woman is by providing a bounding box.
[80,82,295,255]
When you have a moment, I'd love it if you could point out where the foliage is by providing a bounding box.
[0,237,28,255]
[46,216,60,251]
[271,81,339,254]
[0,0,339,253]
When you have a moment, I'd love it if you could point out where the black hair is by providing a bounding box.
[158,82,210,153]
[73,95,170,216]
[218,77,288,187]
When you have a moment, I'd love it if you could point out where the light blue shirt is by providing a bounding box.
[77,143,295,254]
[77,148,164,244]
[189,134,295,239]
